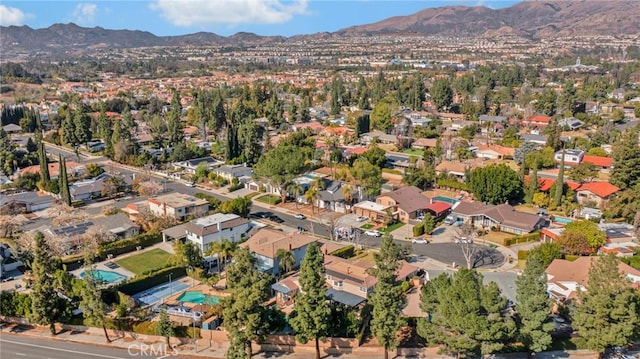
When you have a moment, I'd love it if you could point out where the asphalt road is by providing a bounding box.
[0,334,179,359]
[41,142,504,269]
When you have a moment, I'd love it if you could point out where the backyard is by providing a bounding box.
[116,248,173,275]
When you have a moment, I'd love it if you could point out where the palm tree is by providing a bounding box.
[275,248,296,276]
[342,183,354,210]
[304,185,319,214]
[287,182,304,209]
[207,239,236,273]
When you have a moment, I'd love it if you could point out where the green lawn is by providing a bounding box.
[256,194,281,205]
[402,149,424,156]
[115,248,173,275]
[381,222,405,233]
[360,223,374,230]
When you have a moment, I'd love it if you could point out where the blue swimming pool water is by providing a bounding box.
[554,216,574,224]
[81,270,126,284]
[432,196,459,204]
[176,291,220,305]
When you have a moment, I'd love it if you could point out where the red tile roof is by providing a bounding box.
[575,181,620,198]
[526,115,552,123]
[582,155,613,168]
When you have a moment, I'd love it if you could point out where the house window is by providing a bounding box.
[333,280,343,287]
[326,275,331,280]
[359,287,367,293]
[400,211,406,216]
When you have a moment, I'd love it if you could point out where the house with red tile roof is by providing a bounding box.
[574,181,620,207]
[581,155,613,172]
[522,115,552,128]
[20,161,86,179]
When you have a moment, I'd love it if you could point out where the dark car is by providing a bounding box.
[269,215,285,223]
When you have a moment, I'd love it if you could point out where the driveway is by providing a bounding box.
[410,242,505,269]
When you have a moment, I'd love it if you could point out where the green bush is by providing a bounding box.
[330,245,355,259]
[118,266,187,296]
[564,255,580,262]
[517,250,529,260]
[228,182,244,192]
[400,280,413,293]
[413,223,425,236]
[436,178,469,191]
[100,232,163,258]
[504,231,540,246]
[620,255,640,269]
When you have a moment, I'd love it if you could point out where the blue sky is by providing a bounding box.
[1,1,519,37]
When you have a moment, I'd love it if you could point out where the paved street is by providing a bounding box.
[0,334,180,359]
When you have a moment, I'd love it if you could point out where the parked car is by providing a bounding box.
[293,213,306,220]
[411,238,428,244]
[444,214,458,225]
[454,237,472,244]
[356,216,368,222]
[185,182,195,188]
[364,230,382,237]
[269,215,285,223]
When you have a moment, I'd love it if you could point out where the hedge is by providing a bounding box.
[413,223,425,236]
[436,179,469,191]
[118,266,186,296]
[504,231,540,247]
[330,245,355,259]
[517,250,529,260]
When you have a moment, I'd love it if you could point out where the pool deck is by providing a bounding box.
[164,284,229,309]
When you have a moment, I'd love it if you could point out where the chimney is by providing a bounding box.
[289,243,292,251]
[347,267,351,274]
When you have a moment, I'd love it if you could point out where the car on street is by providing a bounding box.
[454,237,472,244]
[293,213,306,220]
[364,230,382,237]
[269,215,285,223]
[411,238,428,244]
[185,182,195,187]
[356,216,368,222]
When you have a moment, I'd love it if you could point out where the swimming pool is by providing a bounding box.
[554,216,574,224]
[80,270,126,284]
[432,196,459,204]
[176,291,220,305]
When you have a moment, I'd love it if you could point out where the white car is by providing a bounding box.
[364,230,382,237]
[356,216,367,222]
[185,182,195,187]
[293,213,306,220]
[411,238,428,244]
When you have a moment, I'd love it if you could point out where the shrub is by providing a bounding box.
[100,232,163,258]
[504,231,540,246]
[413,223,425,236]
[330,245,355,259]
[564,255,580,262]
[400,280,412,293]
[436,178,469,191]
[118,266,187,295]
[517,250,529,260]
[228,182,244,192]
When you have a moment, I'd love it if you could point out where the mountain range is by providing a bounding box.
[1,1,639,54]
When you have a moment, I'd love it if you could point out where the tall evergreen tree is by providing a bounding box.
[38,141,50,183]
[370,235,404,359]
[223,248,270,358]
[515,253,553,352]
[80,255,111,342]
[526,163,538,204]
[154,307,174,346]
[30,232,68,334]
[58,155,71,206]
[554,150,565,207]
[60,110,77,145]
[290,242,331,359]
[610,126,640,190]
[573,255,639,354]
[73,109,92,146]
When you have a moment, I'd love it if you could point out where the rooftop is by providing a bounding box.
[149,193,208,208]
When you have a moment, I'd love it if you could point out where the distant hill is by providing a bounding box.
[337,1,640,39]
[1,1,639,55]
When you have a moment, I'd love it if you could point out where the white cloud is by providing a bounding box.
[152,0,309,27]
[0,5,27,26]
[72,3,98,25]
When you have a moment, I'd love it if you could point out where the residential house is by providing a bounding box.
[2,124,22,134]
[447,120,476,132]
[351,200,393,223]
[376,186,431,223]
[558,117,584,131]
[435,160,470,180]
[581,155,613,172]
[271,276,300,307]
[411,138,438,150]
[522,115,552,128]
[291,121,324,134]
[478,115,507,126]
[213,164,253,183]
[520,133,547,146]
[69,173,134,201]
[541,222,636,247]
[452,202,546,235]
[545,257,640,302]
[148,193,209,221]
[360,130,396,145]
[182,213,251,253]
[0,191,55,213]
[20,161,86,179]
[474,145,514,160]
[174,157,224,174]
[574,181,619,207]
[0,244,22,279]
[316,180,358,214]
[555,149,585,167]
[242,228,317,275]
[385,153,415,171]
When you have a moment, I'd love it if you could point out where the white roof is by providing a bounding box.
[192,213,240,227]
[353,200,390,212]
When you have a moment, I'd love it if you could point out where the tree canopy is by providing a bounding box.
[467,164,523,204]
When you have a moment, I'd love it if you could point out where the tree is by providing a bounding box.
[132,178,163,197]
[467,164,523,204]
[417,269,516,357]
[172,240,203,268]
[534,89,557,116]
[154,307,175,346]
[37,141,50,183]
[223,248,270,358]
[219,196,252,218]
[526,163,538,204]
[610,126,640,190]
[290,242,331,359]
[370,235,404,359]
[30,232,69,334]
[528,242,562,268]
[351,158,382,199]
[573,255,639,354]
[430,78,453,111]
[287,182,304,209]
[554,150,565,207]
[559,220,606,255]
[304,185,319,214]
[568,162,599,183]
[515,253,553,352]
[422,213,435,234]
[370,98,395,133]
[58,155,71,206]
[275,248,295,275]
[532,192,550,208]
[80,255,111,342]
[254,145,312,203]
[207,239,236,274]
